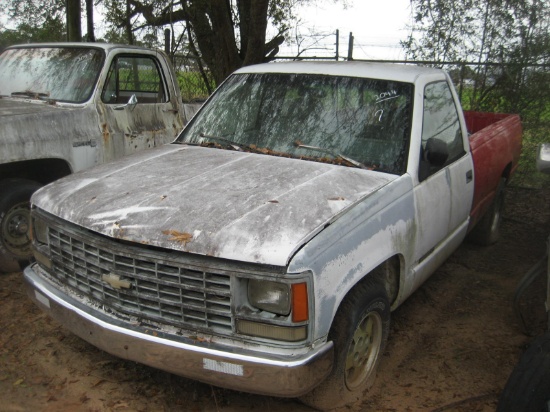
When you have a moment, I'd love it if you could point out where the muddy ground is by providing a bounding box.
[1,182,550,412]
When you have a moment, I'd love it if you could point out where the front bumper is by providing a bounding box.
[23,264,333,397]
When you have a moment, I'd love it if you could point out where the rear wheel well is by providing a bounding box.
[0,158,72,186]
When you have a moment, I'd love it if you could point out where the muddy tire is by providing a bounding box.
[497,332,550,412]
[468,178,506,246]
[299,278,390,411]
[0,179,41,273]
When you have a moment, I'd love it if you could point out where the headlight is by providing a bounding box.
[31,214,52,269]
[248,279,290,315]
[240,279,310,342]
[32,215,49,245]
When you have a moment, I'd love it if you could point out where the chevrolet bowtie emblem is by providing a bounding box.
[102,273,133,290]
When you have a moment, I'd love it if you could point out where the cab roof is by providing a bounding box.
[235,60,446,83]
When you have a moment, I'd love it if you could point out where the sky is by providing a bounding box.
[287,0,414,60]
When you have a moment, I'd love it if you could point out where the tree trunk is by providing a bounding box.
[129,0,283,85]
[66,0,82,42]
[86,0,95,42]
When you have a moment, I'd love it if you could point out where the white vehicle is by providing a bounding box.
[25,61,522,410]
[0,43,201,272]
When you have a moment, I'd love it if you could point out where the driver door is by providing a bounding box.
[99,53,183,163]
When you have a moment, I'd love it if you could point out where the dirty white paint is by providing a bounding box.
[33,145,395,267]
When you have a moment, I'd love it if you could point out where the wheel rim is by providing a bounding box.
[1,201,32,257]
[345,310,383,390]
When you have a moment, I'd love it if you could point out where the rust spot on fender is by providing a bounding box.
[102,123,110,144]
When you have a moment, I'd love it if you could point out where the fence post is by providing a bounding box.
[347,32,354,61]
[164,29,171,56]
[335,29,339,61]
[458,61,465,103]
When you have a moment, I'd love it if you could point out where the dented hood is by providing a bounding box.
[32,144,396,266]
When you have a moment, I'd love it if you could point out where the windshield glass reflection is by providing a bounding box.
[0,47,104,103]
[178,72,413,174]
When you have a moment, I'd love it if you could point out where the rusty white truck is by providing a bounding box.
[0,43,201,272]
[24,62,522,410]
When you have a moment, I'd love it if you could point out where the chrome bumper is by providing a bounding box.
[23,265,333,397]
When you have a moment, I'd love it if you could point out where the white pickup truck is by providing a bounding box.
[24,62,522,410]
[0,43,201,272]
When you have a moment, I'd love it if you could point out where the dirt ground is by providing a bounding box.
[1,182,550,412]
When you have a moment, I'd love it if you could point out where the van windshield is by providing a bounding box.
[178,72,413,174]
[0,46,104,103]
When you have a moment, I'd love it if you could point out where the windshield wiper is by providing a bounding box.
[11,91,50,100]
[198,133,246,151]
[294,141,368,169]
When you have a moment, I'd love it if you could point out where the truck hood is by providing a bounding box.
[33,144,396,266]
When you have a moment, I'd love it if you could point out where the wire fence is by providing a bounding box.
[167,30,549,129]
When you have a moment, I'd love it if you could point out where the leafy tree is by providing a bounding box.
[403,0,550,124]
[2,0,97,43]
[103,0,321,85]
[0,16,66,50]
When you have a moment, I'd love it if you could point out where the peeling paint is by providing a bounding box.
[33,146,395,267]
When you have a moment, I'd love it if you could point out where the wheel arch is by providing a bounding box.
[501,161,513,182]
[0,158,73,187]
[326,254,403,331]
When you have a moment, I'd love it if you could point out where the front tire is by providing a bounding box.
[300,278,390,410]
[0,179,41,273]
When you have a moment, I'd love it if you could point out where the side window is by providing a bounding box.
[101,55,167,104]
[419,81,466,181]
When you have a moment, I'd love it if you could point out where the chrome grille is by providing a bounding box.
[47,227,232,334]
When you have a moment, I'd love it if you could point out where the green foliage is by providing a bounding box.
[405,0,550,172]
[4,0,65,27]
[0,16,66,49]
[177,71,212,102]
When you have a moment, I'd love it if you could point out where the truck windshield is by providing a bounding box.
[178,72,413,174]
[0,47,104,103]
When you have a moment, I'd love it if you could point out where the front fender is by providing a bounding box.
[288,175,416,340]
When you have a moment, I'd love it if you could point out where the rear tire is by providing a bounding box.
[468,178,506,245]
[497,332,550,412]
[299,278,390,410]
[0,179,41,273]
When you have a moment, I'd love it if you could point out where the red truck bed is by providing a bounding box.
[466,111,523,229]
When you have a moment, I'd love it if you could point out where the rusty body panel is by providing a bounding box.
[0,42,202,271]
[0,99,101,172]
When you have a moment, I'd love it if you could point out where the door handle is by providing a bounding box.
[466,170,473,183]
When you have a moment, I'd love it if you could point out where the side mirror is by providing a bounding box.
[113,94,138,111]
[536,143,550,174]
[425,138,449,167]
